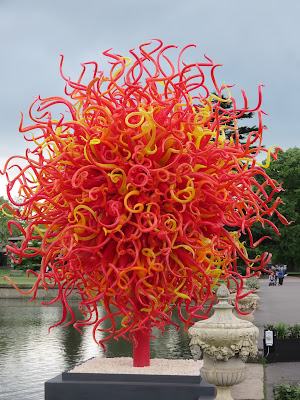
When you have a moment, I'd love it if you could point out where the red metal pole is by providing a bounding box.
[132,321,150,367]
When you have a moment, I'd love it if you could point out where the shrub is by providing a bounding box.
[264,324,274,330]
[273,379,300,400]
[287,324,300,339]
[247,276,260,290]
[277,323,289,339]
[264,323,300,339]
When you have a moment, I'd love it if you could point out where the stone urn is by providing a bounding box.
[228,278,260,322]
[188,284,259,400]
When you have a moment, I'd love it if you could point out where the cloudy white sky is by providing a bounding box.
[0,0,299,198]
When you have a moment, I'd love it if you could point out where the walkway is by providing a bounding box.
[254,275,300,347]
[233,276,300,400]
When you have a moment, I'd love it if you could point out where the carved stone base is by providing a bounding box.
[189,285,258,400]
[201,354,247,400]
[228,287,260,323]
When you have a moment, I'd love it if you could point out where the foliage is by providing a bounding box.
[0,196,25,267]
[212,94,259,142]
[264,323,300,339]
[264,323,275,331]
[276,323,289,339]
[237,265,247,276]
[273,379,300,400]
[264,323,288,339]
[12,239,42,271]
[244,147,300,271]
[0,196,22,241]
[0,195,42,269]
[287,324,300,339]
[0,269,11,276]
[246,276,260,290]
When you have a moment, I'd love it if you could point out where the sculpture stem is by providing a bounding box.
[215,386,234,400]
[132,321,150,367]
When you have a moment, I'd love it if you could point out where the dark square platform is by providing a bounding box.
[45,371,215,400]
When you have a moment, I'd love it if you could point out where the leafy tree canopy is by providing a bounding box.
[0,196,22,241]
[1,197,42,269]
[211,93,259,141]
[245,147,300,270]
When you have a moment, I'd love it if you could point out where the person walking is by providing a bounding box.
[275,269,279,285]
[278,267,285,286]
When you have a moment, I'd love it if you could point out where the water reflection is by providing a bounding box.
[0,299,192,400]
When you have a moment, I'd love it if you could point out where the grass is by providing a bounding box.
[1,276,37,286]
[277,323,289,339]
[1,276,56,289]
[0,269,20,276]
[0,269,43,286]
[263,366,267,400]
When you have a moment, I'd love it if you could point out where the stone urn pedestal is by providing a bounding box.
[228,279,260,322]
[188,284,259,400]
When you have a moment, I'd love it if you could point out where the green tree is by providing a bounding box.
[13,238,43,271]
[0,196,22,240]
[211,94,259,141]
[0,196,28,268]
[246,147,300,271]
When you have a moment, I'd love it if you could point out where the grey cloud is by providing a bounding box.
[0,0,299,167]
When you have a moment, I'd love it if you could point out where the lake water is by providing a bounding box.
[0,299,192,400]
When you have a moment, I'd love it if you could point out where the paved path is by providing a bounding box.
[232,276,300,400]
[254,276,300,348]
[255,276,300,400]
[232,364,264,400]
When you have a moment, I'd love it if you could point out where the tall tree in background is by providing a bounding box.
[0,196,21,240]
[0,196,22,267]
[212,94,259,141]
[0,197,42,269]
[244,147,300,270]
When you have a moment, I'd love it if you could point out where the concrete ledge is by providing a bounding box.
[0,284,79,300]
[231,364,264,400]
[45,372,216,400]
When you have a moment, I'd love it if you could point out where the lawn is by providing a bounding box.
[1,276,38,286]
[0,269,40,286]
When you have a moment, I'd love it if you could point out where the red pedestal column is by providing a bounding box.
[132,322,150,367]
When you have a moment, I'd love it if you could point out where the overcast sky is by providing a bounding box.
[0,0,299,198]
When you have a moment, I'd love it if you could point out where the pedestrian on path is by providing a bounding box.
[275,268,279,285]
[278,267,285,285]
[271,266,277,285]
